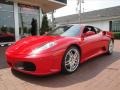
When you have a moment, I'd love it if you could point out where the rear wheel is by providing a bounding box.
[61,46,80,74]
[107,40,114,55]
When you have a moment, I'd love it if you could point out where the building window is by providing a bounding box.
[112,21,120,32]
[18,4,40,37]
[0,1,15,43]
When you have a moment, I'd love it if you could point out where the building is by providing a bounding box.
[0,0,67,45]
[56,6,120,32]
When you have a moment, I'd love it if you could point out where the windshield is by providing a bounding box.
[48,25,81,37]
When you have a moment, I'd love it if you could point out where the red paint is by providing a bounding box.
[5,25,114,75]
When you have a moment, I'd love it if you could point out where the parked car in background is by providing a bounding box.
[0,33,15,42]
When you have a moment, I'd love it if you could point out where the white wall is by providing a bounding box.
[83,21,110,31]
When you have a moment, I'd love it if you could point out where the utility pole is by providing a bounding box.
[78,0,84,24]
[79,0,82,24]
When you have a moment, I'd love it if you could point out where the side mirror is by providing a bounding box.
[84,31,95,36]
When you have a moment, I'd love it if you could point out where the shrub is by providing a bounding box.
[113,32,120,39]
[40,14,51,35]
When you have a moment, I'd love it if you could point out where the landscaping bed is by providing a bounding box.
[113,32,120,39]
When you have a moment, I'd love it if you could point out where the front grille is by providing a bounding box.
[15,62,36,72]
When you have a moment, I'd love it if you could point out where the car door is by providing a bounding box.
[80,26,101,62]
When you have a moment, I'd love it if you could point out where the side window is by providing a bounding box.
[83,26,96,34]
[94,27,101,33]
[83,26,97,37]
[83,27,90,34]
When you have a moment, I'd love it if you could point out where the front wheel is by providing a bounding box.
[61,46,80,74]
[107,39,114,55]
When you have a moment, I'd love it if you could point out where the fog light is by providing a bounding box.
[15,62,24,70]
[15,62,36,71]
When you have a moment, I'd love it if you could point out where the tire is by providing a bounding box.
[61,46,80,74]
[107,39,114,55]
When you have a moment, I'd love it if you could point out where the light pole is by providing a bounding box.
[79,0,82,24]
[77,0,84,24]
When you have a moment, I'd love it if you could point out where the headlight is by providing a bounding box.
[30,42,57,55]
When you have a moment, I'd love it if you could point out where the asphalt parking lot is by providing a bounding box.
[0,40,120,90]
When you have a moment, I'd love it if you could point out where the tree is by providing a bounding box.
[40,14,51,35]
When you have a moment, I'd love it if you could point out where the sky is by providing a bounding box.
[53,0,120,17]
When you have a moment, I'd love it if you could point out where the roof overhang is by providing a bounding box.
[8,0,66,12]
[56,15,120,25]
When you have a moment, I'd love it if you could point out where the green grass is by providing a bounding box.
[113,32,120,39]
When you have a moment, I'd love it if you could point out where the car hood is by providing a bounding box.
[6,36,63,55]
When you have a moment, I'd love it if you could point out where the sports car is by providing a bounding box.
[6,24,114,75]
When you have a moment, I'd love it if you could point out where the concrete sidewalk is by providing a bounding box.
[0,40,120,90]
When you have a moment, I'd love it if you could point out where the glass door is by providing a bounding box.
[0,1,15,43]
[18,5,40,37]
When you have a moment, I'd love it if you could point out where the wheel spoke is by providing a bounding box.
[73,52,78,59]
[65,60,70,65]
[69,51,74,57]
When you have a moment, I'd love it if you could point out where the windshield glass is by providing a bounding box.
[48,25,80,37]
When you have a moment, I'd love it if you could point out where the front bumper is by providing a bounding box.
[6,49,65,75]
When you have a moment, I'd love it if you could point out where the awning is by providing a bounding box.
[8,0,66,12]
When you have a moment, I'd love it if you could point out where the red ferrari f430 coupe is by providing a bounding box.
[6,25,114,75]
